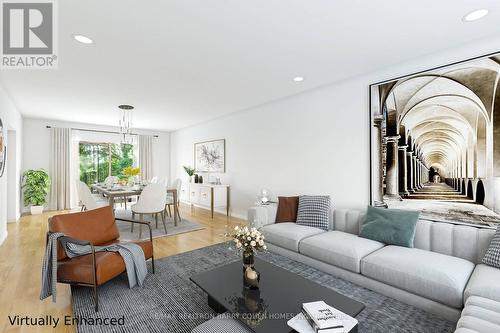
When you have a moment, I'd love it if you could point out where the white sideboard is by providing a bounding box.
[180,183,230,218]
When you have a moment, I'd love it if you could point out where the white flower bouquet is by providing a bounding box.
[225,225,267,258]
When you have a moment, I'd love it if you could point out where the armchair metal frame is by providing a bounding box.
[46,217,154,312]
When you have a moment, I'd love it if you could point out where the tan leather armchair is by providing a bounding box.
[48,206,154,311]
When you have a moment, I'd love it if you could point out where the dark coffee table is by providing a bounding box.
[190,258,365,333]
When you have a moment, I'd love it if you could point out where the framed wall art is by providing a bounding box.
[370,51,500,227]
[194,139,225,173]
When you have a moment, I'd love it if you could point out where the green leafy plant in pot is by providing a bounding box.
[183,166,195,183]
[22,169,50,215]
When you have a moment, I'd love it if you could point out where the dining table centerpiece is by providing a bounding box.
[123,166,141,186]
[226,226,267,289]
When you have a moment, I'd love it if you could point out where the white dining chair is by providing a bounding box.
[150,176,158,184]
[154,178,169,221]
[76,180,84,206]
[77,181,109,211]
[131,183,168,238]
[166,178,182,221]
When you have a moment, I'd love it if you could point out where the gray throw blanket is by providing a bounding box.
[40,232,148,301]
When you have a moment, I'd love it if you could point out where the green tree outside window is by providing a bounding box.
[79,142,136,186]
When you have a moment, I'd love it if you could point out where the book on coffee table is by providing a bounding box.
[287,301,358,333]
[302,301,344,331]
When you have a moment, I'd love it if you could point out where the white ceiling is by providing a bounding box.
[1,0,500,132]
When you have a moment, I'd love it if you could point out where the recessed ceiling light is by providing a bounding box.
[293,76,304,82]
[72,34,94,44]
[463,9,489,22]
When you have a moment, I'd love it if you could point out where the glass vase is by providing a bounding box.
[243,251,260,289]
[243,251,254,267]
[127,176,135,187]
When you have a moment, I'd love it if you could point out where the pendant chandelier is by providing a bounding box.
[118,104,134,144]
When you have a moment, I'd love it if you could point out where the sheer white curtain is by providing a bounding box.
[49,127,72,210]
[139,135,153,181]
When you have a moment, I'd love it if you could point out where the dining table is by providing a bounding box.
[91,184,180,226]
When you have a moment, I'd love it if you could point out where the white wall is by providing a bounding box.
[22,118,170,209]
[7,130,19,221]
[170,35,500,219]
[0,85,23,245]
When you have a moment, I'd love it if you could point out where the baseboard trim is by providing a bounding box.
[181,202,247,221]
[7,213,20,223]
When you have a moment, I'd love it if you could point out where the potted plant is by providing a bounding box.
[22,169,50,215]
[183,166,195,182]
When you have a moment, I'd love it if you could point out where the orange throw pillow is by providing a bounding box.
[275,196,299,223]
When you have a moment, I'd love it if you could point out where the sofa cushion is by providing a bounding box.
[462,297,500,326]
[361,245,474,308]
[413,220,495,264]
[457,297,500,333]
[296,195,330,230]
[261,222,325,252]
[456,316,500,333]
[359,206,420,248]
[299,231,385,273]
[464,264,500,303]
[276,196,299,223]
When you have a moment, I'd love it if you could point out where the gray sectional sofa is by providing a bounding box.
[248,204,500,332]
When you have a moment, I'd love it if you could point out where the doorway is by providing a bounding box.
[476,181,485,205]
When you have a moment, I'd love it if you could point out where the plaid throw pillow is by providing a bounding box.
[483,226,500,268]
[296,195,330,230]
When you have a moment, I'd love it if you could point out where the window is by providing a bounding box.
[79,142,135,185]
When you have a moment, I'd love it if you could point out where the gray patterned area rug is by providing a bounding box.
[113,208,205,241]
[71,243,456,333]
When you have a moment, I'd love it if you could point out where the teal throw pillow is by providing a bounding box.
[359,206,420,248]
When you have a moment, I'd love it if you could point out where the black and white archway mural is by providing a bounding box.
[370,53,500,227]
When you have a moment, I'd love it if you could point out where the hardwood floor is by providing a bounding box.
[0,204,246,332]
